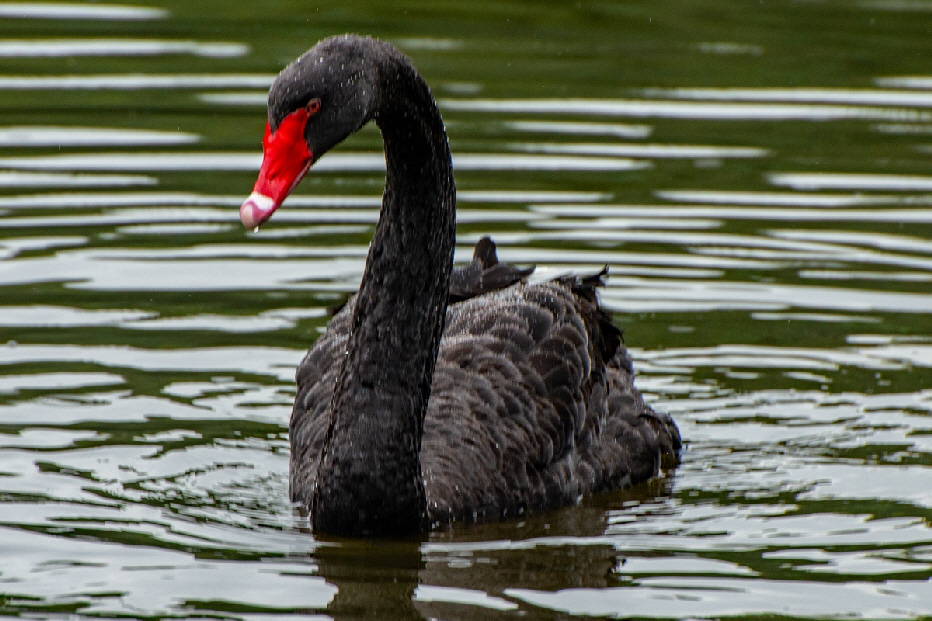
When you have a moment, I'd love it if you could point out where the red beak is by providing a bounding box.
[240,108,313,229]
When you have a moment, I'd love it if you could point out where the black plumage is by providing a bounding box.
[249,34,680,537]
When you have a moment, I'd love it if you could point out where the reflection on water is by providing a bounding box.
[505,120,653,139]
[0,170,156,187]
[515,141,768,158]
[770,172,932,191]
[443,97,932,122]
[0,38,249,57]
[649,86,932,107]
[0,3,168,20]
[0,73,273,89]
[0,0,931,619]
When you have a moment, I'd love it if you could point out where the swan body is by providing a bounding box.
[240,34,680,537]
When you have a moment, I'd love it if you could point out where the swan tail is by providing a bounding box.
[555,266,623,370]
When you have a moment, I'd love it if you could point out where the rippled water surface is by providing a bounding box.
[1,1,931,619]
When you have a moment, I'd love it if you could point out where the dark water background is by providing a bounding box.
[1,1,931,618]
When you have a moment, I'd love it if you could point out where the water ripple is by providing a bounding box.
[0,3,168,20]
[769,172,932,191]
[0,73,274,90]
[516,142,768,159]
[442,98,932,122]
[0,126,199,147]
[531,203,932,223]
[506,578,932,618]
[0,39,248,58]
[647,86,932,107]
[657,189,903,207]
[504,120,652,138]
[0,171,156,187]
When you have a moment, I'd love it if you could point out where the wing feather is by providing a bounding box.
[290,260,680,523]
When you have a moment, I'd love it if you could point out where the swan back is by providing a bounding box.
[290,253,680,525]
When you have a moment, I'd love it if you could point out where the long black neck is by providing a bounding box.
[311,52,455,537]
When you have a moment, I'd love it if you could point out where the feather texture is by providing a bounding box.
[290,241,680,525]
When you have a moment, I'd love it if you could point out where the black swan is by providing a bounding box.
[239,34,681,537]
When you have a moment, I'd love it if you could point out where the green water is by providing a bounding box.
[0,1,930,619]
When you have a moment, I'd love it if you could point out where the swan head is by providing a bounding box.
[240,35,381,229]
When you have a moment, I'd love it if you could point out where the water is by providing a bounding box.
[1,1,930,618]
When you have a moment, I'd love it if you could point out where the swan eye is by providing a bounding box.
[306,98,322,116]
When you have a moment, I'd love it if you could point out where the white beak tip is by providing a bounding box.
[239,192,277,229]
